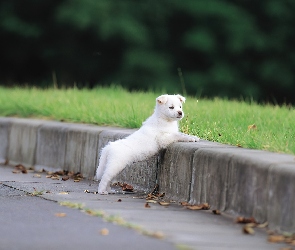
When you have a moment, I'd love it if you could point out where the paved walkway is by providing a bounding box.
[0,164,290,250]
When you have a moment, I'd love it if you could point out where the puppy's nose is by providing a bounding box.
[178,111,182,116]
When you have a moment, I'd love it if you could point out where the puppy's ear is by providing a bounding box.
[176,94,186,103]
[156,95,168,104]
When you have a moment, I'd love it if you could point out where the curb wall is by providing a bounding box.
[0,117,294,233]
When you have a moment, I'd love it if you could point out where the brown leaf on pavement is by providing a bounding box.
[121,183,134,192]
[145,202,151,208]
[55,213,67,217]
[100,228,109,236]
[236,216,257,224]
[158,201,170,206]
[243,226,255,235]
[61,176,69,181]
[186,205,203,210]
[180,201,190,206]
[212,209,221,215]
[267,235,285,243]
[181,202,211,210]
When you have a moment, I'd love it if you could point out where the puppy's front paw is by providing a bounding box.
[98,190,108,195]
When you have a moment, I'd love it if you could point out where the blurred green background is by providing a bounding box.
[1,0,295,104]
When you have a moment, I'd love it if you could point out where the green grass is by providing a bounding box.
[0,86,294,155]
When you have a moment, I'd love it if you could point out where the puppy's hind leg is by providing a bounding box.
[97,158,129,195]
[95,147,109,181]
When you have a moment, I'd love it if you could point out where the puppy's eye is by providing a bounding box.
[169,106,174,109]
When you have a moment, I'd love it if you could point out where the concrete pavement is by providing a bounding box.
[0,164,291,250]
[1,117,295,233]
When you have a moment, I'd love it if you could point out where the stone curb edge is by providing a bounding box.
[0,117,294,233]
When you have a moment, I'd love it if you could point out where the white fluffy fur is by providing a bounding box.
[96,94,199,194]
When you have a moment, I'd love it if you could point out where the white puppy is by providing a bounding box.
[96,94,199,194]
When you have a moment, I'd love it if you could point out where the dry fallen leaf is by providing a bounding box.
[121,183,134,192]
[245,223,256,228]
[146,200,157,203]
[180,201,190,206]
[268,235,285,243]
[15,164,26,171]
[202,203,210,210]
[158,202,170,206]
[284,237,294,244]
[117,199,122,202]
[59,192,69,195]
[74,179,80,182]
[243,226,255,235]
[100,228,109,236]
[186,205,203,210]
[55,213,66,217]
[236,216,257,224]
[212,209,221,215]
[150,231,165,239]
[46,175,52,178]
[145,202,151,208]
[12,170,21,174]
[84,190,90,193]
[62,176,69,181]
[257,221,268,228]
[33,174,41,178]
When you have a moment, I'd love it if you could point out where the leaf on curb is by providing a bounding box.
[180,201,190,206]
[212,209,221,215]
[121,183,134,192]
[186,205,203,210]
[12,170,21,174]
[145,202,151,208]
[185,203,210,210]
[117,199,122,202]
[145,184,165,200]
[33,174,41,178]
[236,216,257,224]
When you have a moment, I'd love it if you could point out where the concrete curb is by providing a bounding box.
[1,117,295,233]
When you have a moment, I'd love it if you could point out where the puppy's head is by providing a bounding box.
[156,94,186,121]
